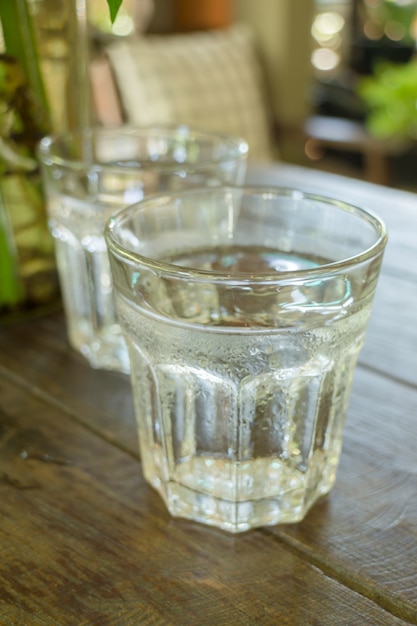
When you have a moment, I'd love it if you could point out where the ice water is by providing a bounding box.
[115,245,373,532]
[49,194,129,373]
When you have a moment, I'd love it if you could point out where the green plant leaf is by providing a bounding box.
[357,59,417,139]
[0,192,24,307]
[0,0,50,119]
[106,0,123,23]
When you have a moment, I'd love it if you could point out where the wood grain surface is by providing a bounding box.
[1,163,416,625]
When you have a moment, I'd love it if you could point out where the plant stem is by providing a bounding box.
[0,194,24,306]
[0,0,50,119]
[0,0,50,310]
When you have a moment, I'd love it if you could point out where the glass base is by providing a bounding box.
[154,479,333,533]
[75,335,130,374]
[144,454,337,533]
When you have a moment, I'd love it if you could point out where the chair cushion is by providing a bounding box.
[106,24,275,162]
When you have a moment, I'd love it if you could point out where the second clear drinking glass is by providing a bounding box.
[38,126,248,373]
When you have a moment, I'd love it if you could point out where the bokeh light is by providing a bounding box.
[311,9,346,75]
[311,47,340,71]
[312,11,345,43]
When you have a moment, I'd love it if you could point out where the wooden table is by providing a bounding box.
[1,163,417,625]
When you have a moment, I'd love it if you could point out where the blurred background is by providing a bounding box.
[86,0,417,190]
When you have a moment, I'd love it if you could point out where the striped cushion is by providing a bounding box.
[106,25,275,162]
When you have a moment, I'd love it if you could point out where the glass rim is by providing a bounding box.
[105,185,388,285]
[37,124,249,175]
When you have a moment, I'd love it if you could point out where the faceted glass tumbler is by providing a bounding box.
[105,186,387,533]
[38,126,248,373]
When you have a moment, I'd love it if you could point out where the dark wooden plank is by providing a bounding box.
[273,367,417,624]
[0,376,409,626]
[0,311,138,456]
[359,272,417,385]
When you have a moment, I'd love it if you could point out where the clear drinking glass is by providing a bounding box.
[105,186,387,532]
[38,126,248,373]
